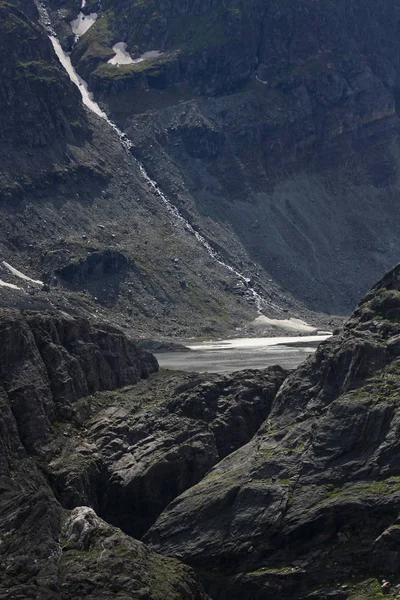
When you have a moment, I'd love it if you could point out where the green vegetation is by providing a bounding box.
[76,11,116,64]
[169,10,230,53]
[16,60,59,84]
[347,577,397,599]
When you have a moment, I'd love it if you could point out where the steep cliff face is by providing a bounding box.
[0,0,87,150]
[43,366,287,539]
[3,268,400,599]
[0,307,289,600]
[0,309,157,456]
[57,0,400,315]
[144,263,400,599]
[0,309,211,600]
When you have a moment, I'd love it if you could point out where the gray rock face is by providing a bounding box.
[0,466,211,600]
[0,309,212,600]
[0,0,88,151]
[144,264,400,599]
[45,366,287,538]
[58,0,400,316]
[0,309,157,454]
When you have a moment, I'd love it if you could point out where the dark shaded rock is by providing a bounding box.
[45,366,287,539]
[0,465,210,600]
[144,263,400,599]
[0,0,88,151]
[0,309,157,452]
[0,308,210,600]
[59,506,210,600]
[55,250,129,284]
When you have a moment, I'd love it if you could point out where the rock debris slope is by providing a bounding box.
[0,0,313,339]
[144,263,400,599]
[56,0,400,315]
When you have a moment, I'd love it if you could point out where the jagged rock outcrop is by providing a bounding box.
[3,266,400,600]
[59,506,210,600]
[144,263,400,599]
[0,309,157,454]
[0,465,210,600]
[0,309,211,600]
[44,366,287,538]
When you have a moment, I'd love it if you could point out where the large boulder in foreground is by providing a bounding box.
[144,264,400,599]
[0,463,210,600]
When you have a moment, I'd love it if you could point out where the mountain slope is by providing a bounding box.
[144,263,400,599]
[54,0,400,315]
[0,0,324,339]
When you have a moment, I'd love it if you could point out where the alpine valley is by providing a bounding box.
[1,0,400,599]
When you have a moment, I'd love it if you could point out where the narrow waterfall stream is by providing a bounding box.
[43,7,282,316]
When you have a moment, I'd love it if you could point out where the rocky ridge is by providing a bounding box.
[2,269,400,600]
[143,264,400,599]
[0,309,212,600]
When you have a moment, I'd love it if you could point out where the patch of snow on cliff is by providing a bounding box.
[50,36,108,119]
[252,316,317,333]
[0,280,20,290]
[71,11,98,37]
[108,43,163,66]
[2,261,43,285]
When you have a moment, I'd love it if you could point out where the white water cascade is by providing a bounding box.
[43,9,281,316]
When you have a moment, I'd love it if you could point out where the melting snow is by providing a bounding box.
[108,43,163,66]
[0,280,21,290]
[50,36,108,119]
[71,11,98,38]
[46,31,294,319]
[251,316,317,333]
[2,261,43,285]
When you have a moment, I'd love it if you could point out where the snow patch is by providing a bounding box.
[255,74,268,84]
[50,36,108,119]
[71,11,98,38]
[2,261,43,286]
[108,43,163,66]
[188,334,331,351]
[251,316,317,333]
[0,280,21,290]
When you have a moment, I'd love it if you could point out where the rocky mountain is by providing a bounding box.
[1,0,316,342]
[144,264,400,599]
[0,307,285,599]
[3,2,400,599]
[2,265,400,599]
[1,0,400,340]
[53,0,400,316]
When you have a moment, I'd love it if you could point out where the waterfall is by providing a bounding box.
[45,21,277,315]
